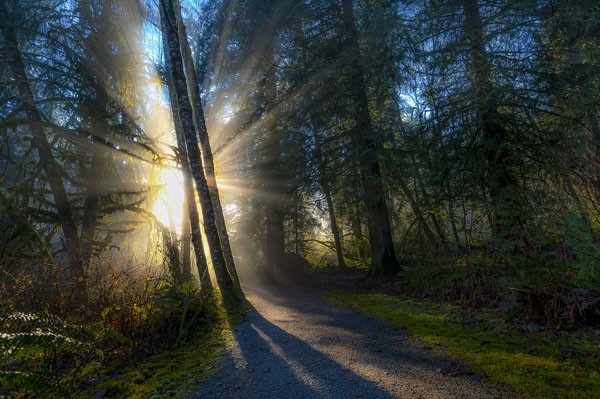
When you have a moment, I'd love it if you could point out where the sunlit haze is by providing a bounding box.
[152,167,186,234]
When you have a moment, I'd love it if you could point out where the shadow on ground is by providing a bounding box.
[196,282,497,399]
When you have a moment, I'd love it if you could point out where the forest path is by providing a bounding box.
[195,283,499,399]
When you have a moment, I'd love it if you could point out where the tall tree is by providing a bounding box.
[340,0,400,274]
[0,0,85,291]
[460,0,527,245]
[159,0,241,304]
[172,0,242,296]
[163,59,212,292]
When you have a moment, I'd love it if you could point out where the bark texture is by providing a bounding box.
[164,63,212,291]
[173,0,243,297]
[160,0,238,304]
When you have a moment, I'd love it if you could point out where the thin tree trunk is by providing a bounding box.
[258,4,287,273]
[160,0,238,304]
[563,177,593,232]
[266,205,286,269]
[309,112,347,268]
[588,105,600,175]
[322,177,347,268]
[0,2,85,292]
[173,0,243,297]
[395,175,439,247]
[351,193,366,260]
[80,0,111,269]
[180,205,192,281]
[409,154,449,246]
[264,102,286,271]
[340,0,400,275]
[161,225,183,284]
[294,193,300,254]
[160,4,213,294]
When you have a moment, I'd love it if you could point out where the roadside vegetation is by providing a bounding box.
[92,314,227,399]
[0,269,228,399]
[327,281,600,399]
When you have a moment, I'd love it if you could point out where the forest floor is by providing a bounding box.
[195,281,502,399]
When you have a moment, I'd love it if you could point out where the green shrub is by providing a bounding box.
[1,270,219,398]
[404,251,505,307]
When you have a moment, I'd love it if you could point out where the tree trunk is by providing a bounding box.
[409,154,449,246]
[322,177,347,268]
[461,0,524,244]
[161,8,211,291]
[351,192,367,260]
[587,105,600,207]
[173,0,243,297]
[257,4,287,273]
[180,205,192,281]
[340,0,400,275]
[160,0,239,304]
[165,70,210,289]
[309,113,347,268]
[0,1,85,292]
[80,0,112,270]
[266,205,286,269]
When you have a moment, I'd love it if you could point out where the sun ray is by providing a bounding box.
[152,166,185,234]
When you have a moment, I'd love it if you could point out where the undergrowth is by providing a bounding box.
[328,292,600,399]
[90,303,244,399]
[402,247,600,328]
[0,266,224,398]
[89,315,227,399]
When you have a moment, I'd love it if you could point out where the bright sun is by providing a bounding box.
[152,167,185,234]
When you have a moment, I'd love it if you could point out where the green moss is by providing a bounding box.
[327,292,600,399]
[91,322,227,399]
[75,289,247,399]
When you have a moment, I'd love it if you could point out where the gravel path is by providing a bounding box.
[196,284,500,399]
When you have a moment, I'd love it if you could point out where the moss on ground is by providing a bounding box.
[89,326,224,399]
[327,292,600,399]
[86,309,238,399]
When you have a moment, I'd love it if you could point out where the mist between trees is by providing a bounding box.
[0,0,599,394]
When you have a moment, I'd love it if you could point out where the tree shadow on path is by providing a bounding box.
[197,283,495,399]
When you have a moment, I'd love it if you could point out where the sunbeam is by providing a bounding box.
[152,166,185,234]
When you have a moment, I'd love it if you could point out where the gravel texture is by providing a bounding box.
[196,283,500,399]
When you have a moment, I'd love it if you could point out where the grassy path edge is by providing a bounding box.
[87,304,248,399]
[326,291,600,399]
[90,326,225,399]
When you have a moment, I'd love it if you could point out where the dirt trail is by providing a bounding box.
[196,284,499,399]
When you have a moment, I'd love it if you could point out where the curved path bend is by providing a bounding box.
[196,284,500,399]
